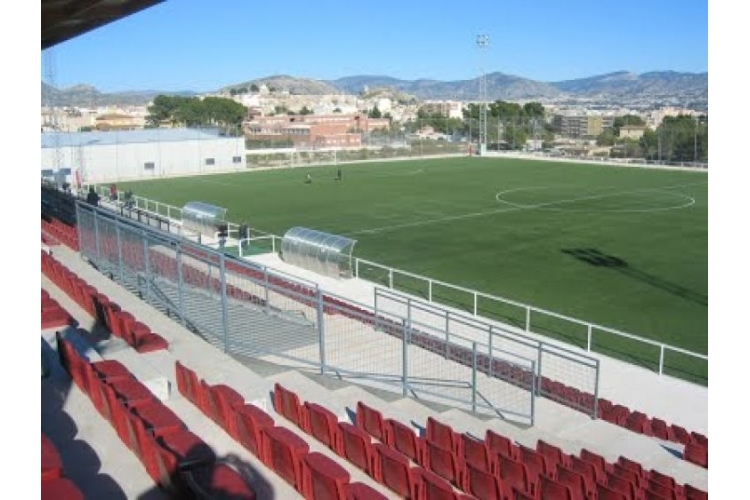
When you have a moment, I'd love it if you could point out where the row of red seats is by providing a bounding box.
[352,399,709,500]
[41,217,79,251]
[41,251,169,353]
[42,288,75,330]
[273,383,484,500]
[56,331,256,499]
[596,400,708,469]
[69,214,708,472]
[42,433,84,500]
[175,360,391,499]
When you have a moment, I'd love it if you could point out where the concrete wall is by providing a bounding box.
[41,136,246,184]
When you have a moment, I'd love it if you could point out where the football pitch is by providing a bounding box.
[116,156,708,383]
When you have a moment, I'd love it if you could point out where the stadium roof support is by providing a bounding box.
[281,227,357,279]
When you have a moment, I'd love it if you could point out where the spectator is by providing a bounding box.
[86,186,100,207]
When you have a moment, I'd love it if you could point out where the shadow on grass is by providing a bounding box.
[562,248,707,307]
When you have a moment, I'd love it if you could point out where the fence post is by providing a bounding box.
[389,269,393,289]
[473,292,478,316]
[536,347,543,395]
[530,360,536,427]
[402,321,409,396]
[116,223,124,284]
[428,280,433,302]
[525,307,531,332]
[592,358,600,419]
[176,246,186,327]
[93,210,102,265]
[658,345,665,375]
[141,230,151,301]
[488,326,494,378]
[472,342,478,413]
[219,253,229,353]
[587,324,593,352]
[264,268,270,310]
[317,288,326,375]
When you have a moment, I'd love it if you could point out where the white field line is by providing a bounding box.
[346,180,707,236]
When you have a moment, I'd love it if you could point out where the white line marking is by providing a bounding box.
[346,180,706,236]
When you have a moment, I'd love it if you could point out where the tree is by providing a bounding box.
[368,105,382,119]
[250,84,259,92]
[299,106,313,115]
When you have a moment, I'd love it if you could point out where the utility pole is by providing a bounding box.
[476,34,489,156]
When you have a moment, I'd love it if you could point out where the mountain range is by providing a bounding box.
[42,70,707,108]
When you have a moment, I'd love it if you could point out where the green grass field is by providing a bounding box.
[115,156,708,383]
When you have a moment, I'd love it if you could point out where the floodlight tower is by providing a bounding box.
[476,34,489,155]
[43,49,65,185]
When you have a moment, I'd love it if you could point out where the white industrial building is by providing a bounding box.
[41,128,246,185]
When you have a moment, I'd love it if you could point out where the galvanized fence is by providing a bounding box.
[76,201,538,425]
[374,288,600,418]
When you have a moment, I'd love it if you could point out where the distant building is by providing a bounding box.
[41,128,246,184]
[94,113,142,131]
[419,100,464,119]
[619,125,646,140]
[552,114,615,138]
[243,113,390,149]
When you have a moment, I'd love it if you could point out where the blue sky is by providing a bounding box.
[44,0,708,93]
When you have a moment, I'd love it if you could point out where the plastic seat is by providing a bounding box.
[262,425,310,492]
[211,384,245,433]
[568,454,600,490]
[345,482,389,500]
[485,428,519,462]
[385,417,426,465]
[537,439,570,471]
[426,417,460,456]
[417,468,459,500]
[234,404,275,460]
[648,469,677,491]
[669,424,691,445]
[183,462,257,500]
[424,439,463,487]
[684,484,708,500]
[373,443,419,499]
[645,480,679,500]
[302,451,351,500]
[616,456,645,483]
[461,433,492,473]
[605,471,638,500]
[306,401,343,453]
[338,422,376,476]
[539,475,575,500]
[464,461,506,500]
[41,434,63,481]
[131,402,187,437]
[356,401,386,442]
[158,430,217,471]
[579,448,610,481]
[41,477,84,500]
[683,442,708,468]
[597,483,628,500]
[497,454,534,497]
[556,464,590,499]
[650,418,670,440]
[273,383,307,430]
[518,444,549,484]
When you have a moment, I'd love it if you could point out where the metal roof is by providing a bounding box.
[40,128,233,148]
[42,0,165,50]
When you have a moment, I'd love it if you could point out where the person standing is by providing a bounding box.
[86,186,100,207]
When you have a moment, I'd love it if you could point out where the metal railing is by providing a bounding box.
[87,188,708,386]
[357,258,707,385]
[76,202,539,425]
